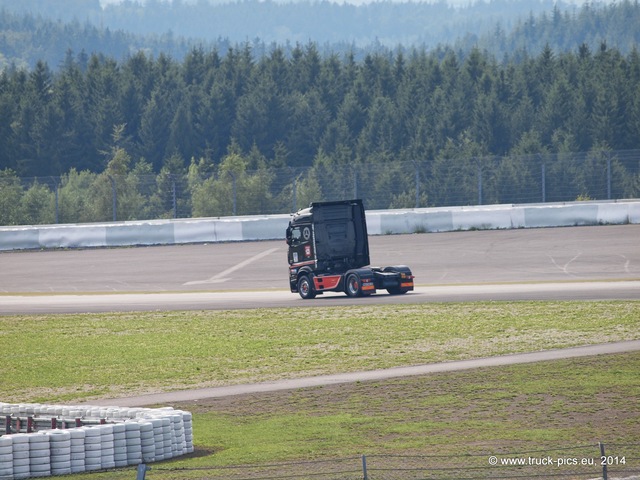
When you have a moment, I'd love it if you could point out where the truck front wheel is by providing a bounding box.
[297,275,316,299]
[345,273,362,297]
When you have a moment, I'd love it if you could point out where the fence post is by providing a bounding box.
[232,173,237,216]
[54,179,60,224]
[171,176,177,219]
[599,442,607,480]
[477,158,483,206]
[136,464,151,480]
[292,171,297,212]
[413,162,420,208]
[540,156,546,203]
[353,166,358,199]
[108,175,117,222]
[361,454,368,480]
[606,153,612,200]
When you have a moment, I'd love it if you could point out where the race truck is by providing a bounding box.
[286,199,414,299]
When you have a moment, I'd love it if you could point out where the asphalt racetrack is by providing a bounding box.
[0,224,639,314]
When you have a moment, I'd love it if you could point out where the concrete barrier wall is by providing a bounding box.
[0,402,193,479]
[0,200,639,251]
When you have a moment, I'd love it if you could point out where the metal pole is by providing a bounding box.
[54,180,59,224]
[292,175,297,212]
[361,454,368,480]
[477,159,482,206]
[413,160,420,208]
[232,174,237,216]
[171,176,177,219]
[108,175,117,221]
[353,166,358,199]
[607,154,612,200]
[599,442,607,480]
[136,464,151,480]
[541,160,546,203]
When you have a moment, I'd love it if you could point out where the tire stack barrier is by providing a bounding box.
[10,435,28,480]
[48,431,70,476]
[0,436,12,480]
[69,429,84,474]
[83,427,101,472]
[124,422,142,465]
[113,423,127,468]
[28,434,49,478]
[0,403,194,479]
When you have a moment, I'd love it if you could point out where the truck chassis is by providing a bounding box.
[292,265,414,299]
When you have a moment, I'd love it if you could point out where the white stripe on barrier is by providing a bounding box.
[1,200,638,251]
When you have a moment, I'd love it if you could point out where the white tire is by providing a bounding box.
[12,464,30,475]
[29,454,50,465]
[51,460,72,469]
[48,431,70,442]
[11,434,29,445]
[29,463,51,473]
[50,446,71,456]
[28,435,49,445]
[13,450,30,460]
[29,449,50,459]
[84,447,101,458]
[83,427,101,437]
[69,429,85,439]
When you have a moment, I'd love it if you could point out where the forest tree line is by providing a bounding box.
[1,39,640,224]
[1,41,640,177]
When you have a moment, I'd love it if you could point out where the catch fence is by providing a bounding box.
[1,149,639,226]
[137,443,640,480]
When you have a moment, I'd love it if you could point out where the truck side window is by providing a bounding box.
[290,227,302,244]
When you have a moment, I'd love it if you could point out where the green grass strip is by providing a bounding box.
[2,300,638,403]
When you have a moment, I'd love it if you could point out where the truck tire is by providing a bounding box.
[345,272,362,297]
[383,266,412,295]
[297,275,316,299]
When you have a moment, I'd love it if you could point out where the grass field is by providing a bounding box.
[2,300,640,479]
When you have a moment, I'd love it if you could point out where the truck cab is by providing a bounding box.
[286,199,414,299]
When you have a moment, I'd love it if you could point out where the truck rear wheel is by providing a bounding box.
[345,273,362,297]
[297,275,316,299]
[383,266,412,295]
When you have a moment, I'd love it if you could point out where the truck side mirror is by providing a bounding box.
[285,226,292,245]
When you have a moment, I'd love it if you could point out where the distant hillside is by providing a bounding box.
[2,0,639,71]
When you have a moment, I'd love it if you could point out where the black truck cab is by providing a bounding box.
[286,199,414,299]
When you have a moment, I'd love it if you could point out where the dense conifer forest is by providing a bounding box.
[2,40,639,176]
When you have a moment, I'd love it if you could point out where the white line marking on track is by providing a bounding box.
[549,252,582,276]
[183,247,281,285]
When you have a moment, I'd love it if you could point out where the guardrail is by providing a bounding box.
[0,402,193,479]
[0,200,639,251]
